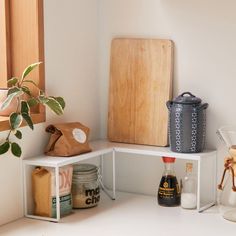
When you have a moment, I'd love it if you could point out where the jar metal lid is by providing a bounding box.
[73,164,99,183]
[73,164,98,175]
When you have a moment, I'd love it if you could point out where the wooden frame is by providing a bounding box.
[0,0,11,86]
[0,0,45,131]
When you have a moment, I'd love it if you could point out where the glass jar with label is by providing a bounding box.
[72,164,100,209]
[158,157,180,207]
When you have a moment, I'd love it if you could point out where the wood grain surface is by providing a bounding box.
[108,38,173,146]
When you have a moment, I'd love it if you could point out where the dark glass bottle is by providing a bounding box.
[158,157,180,207]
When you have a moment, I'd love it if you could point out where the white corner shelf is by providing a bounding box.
[22,139,217,222]
[23,141,114,168]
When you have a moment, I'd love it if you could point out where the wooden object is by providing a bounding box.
[0,0,45,131]
[0,0,11,87]
[10,0,45,115]
[108,38,173,146]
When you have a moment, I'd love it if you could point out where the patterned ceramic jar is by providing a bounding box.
[166,92,208,153]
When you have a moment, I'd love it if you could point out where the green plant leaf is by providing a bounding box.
[27,98,38,107]
[21,101,29,114]
[7,87,21,96]
[22,79,39,87]
[7,77,19,87]
[21,62,42,80]
[10,113,23,129]
[38,95,49,104]
[21,86,31,96]
[50,96,65,110]
[0,90,22,111]
[45,97,63,115]
[14,130,22,139]
[0,141,10,155]
[11,142,22,157]
[22,112,34,130]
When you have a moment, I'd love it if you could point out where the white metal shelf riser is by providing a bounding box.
[22,140,217,222]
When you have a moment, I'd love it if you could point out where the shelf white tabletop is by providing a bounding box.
[23,139,216,167]
[23,140,113,167]
[111,141,216,160]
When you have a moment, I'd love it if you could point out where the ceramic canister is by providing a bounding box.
[166,92,208,153]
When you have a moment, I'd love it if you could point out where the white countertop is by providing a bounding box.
[0,191,235,236]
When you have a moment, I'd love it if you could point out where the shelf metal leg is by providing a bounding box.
[100,154,104,178]
[214,152,217,205]
[198,153,217,212]
[55,166,60,221]
[112,150,116,200]
[99,152,116,200]
[197,159,201,211]
[23,163,28,216]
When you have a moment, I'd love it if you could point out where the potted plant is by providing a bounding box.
[0,88,18,116]
[0,62,65,157]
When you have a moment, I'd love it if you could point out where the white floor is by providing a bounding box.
[0,192,235,236]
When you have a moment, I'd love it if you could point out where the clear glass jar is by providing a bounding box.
[72,164,100,209]
[158,157,180,207]
[181,163,197,209]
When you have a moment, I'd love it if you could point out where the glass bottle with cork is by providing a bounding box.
[181,162,197,209]
[158,157,180,207]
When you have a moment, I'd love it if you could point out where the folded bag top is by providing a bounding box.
[45,122,92,157]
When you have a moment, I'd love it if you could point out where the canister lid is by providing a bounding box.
[173,92,201,105]
[73,164,97,174]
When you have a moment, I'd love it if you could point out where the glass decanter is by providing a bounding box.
[158,157,180,207]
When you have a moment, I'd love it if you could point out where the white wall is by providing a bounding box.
[2,0,236,226]
[99,0,236,194]
[0,0,100,226]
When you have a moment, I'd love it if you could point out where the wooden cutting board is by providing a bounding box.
[108,38,173,146]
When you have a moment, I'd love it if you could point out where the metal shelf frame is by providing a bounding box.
[22,140,217,222]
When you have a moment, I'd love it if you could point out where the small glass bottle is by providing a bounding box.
[158,157,180,207]
[181,163,197,209]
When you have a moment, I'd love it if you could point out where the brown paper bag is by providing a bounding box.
[45,122,92,157]
[32,167,51,217]
[32,166,73,218]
